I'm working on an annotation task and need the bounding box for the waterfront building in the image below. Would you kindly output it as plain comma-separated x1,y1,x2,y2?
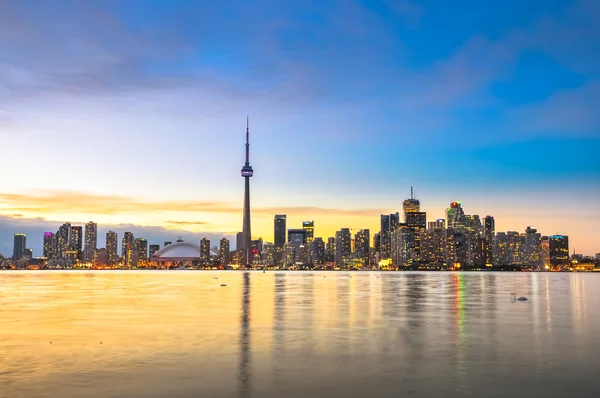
261,242,275,266
483,216,495,265
56,223,71,260
391,225,414,268
550,235,569,267
84,221,97,263
311,237,325,265
326,237,335,263
135,238,148,262
13,233,26,259
219,238,230,265
122,232,134,266
94,248,108,265
236,232,244,252
106,231,118,265
69,226,83,261
493,232,509,265
354,229,370,265
200,238,211,264
335,228,352,267
43,232,54,259
541,236,550,268
420,227,448,268
524,226,542,267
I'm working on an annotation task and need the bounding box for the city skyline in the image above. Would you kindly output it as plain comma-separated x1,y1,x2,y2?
1,0,599,255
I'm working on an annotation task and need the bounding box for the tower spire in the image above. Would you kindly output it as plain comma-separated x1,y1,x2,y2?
245,115,250,166
411,186,414,200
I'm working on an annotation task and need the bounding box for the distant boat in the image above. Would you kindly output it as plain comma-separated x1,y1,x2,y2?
220,284,227,287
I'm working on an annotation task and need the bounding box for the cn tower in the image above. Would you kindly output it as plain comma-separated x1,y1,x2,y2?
240,117,254,267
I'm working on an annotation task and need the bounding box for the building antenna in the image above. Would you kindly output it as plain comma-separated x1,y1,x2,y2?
245,115,250,165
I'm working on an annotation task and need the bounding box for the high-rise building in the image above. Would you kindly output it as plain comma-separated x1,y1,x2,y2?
406,212,426,263
549,235,569,267
106,231,118,265
446,201,466,229
402,187,420,221
219,238,230,265
354,229,370,265
93,248,108,265
420,227,448,268
391,225,415,268
380,214,391,259
506,231,523,265
251,238,263,261
493,232,509,265
302,221,314,242
13,233,26,259
523,226,542,267
84,221,97,263
390,212,400,231
43,232,54,259
56,223,71,260
311,238,325,265
373,233,381,254
24,248,33,258
149,244,160,258
122,232,134,266
240,117,254,267
335,228,352,267
135,238,148,262
483,216,495,265
541,236,550,268
274,215,287,247
287,229,307,247
326,237,336,263
69,226,83,261
200,238,211,263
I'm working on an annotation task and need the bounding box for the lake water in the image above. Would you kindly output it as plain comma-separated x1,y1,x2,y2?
1,271,599,398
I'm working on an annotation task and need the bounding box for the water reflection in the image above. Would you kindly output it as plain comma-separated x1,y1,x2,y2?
1,271,600,398
239,272,251,398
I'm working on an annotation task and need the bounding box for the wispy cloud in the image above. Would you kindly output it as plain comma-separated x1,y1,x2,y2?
165,220,209,226
0,190,387,218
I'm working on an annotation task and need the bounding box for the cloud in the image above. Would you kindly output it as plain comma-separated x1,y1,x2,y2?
165,220,209,226
0,190,387,218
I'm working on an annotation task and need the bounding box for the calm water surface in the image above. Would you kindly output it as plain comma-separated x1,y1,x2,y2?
1,271,599,398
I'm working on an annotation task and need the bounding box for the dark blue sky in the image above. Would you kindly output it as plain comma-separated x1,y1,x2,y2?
0,0,599,255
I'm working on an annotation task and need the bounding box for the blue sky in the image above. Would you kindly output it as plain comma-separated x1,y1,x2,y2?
0,0,599,255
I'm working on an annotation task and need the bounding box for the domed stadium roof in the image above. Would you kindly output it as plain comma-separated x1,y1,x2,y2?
151,241,218,260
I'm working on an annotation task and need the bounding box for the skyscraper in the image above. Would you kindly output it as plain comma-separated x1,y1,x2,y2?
446,201,466,229
391,225,415,268
220,238,230,265
43,232,54,259
122,232,134,266
524,226,542,267
69,226,83,261
402,186,420,221
236,232,244,252
406,211,426,263
483,216,495,265
84,221,97,263
106,231,118,265
135,238,148,262
311,237,325,265
550,235,569,267
200,238,211,264
335,228,351,267
302,221,315,242
380,214,391,258
274,215,286,247
326,237,336,263
56,223,71,260
354,229,370,265
13,233,26,259
240,117,254,267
